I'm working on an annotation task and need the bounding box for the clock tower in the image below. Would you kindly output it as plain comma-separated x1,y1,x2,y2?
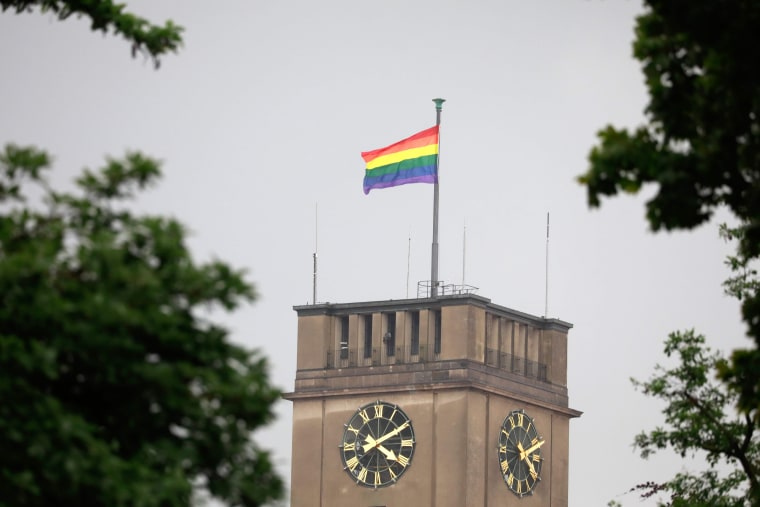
284,290,581,506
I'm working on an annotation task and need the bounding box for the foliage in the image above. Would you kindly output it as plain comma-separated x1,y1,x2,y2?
630,330,759,506
0,145,284,506
0,0,182,67
578,0,760,415
606,223,760,506
718,224,760,424
579,0,760,255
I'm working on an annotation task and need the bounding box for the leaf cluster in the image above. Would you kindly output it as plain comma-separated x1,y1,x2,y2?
0,0,183,67
579,0,760,256
0,145,283,506
630,331,759,506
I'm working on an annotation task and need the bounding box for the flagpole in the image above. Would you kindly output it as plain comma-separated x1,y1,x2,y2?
431,98,445,297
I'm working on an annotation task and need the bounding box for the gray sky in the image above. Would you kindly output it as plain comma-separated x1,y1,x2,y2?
0,1,748,505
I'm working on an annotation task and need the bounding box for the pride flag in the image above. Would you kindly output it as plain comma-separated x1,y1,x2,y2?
361,126,439,194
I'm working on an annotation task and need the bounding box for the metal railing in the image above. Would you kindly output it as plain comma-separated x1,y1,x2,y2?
417,281,479,298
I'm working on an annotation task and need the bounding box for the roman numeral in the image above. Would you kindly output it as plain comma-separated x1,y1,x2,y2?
345,456,359,472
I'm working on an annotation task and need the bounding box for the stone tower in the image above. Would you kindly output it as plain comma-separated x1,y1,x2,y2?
284,293,580,506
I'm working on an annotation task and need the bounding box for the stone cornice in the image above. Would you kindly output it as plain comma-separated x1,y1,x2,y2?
283,382,581,418
293,294,572,332
283,359,581,417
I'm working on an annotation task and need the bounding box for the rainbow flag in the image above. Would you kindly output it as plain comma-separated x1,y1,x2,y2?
361,126,439,194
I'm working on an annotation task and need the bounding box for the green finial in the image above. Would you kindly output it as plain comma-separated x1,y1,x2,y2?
432,98,446,111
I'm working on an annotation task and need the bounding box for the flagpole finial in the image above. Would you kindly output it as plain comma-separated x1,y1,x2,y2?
432,98,446,111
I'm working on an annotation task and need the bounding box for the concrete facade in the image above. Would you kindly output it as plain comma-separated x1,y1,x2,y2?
284,294,581,507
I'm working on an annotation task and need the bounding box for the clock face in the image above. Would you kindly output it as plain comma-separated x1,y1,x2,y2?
340,401,415,488
498,409,545,497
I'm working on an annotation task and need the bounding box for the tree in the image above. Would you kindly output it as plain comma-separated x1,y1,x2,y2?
0,0,182,67
601,224,760,506
0,146,284,506
578,1,760,414
2,4,283,505
628,329,758,506
578,2,760,503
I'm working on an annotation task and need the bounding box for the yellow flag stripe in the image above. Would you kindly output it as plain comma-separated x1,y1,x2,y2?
365,144,438,171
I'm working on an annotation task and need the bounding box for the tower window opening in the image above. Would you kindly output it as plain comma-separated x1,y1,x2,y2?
363,314,372,359
433,310,441,355
384,312,396,357
339,315,349,359
410,311,420,355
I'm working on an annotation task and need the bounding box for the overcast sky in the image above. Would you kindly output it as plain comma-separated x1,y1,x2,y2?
0,1,748,505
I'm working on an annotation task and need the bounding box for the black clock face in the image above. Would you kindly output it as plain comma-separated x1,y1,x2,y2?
340,401,415,488
498,409,544,497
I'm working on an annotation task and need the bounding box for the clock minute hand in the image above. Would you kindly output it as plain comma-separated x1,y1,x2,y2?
374,421,409,446
520,438,545,460
375,444,398,461
361,421,410,453
522,453,539,479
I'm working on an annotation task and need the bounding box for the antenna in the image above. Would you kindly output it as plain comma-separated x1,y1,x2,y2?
544,212,550,317
406,232,411,298
462,221,467,287
313,203,318,305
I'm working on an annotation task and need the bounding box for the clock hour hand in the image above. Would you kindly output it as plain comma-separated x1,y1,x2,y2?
362,421,410,453
363,433,377,449
361,434,400,461
360,434,399,460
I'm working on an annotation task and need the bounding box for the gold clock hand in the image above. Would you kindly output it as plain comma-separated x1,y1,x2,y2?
522,453,538,479
520,439,545,460
363,433,377,448
375,444,398,461
361,421,410,453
